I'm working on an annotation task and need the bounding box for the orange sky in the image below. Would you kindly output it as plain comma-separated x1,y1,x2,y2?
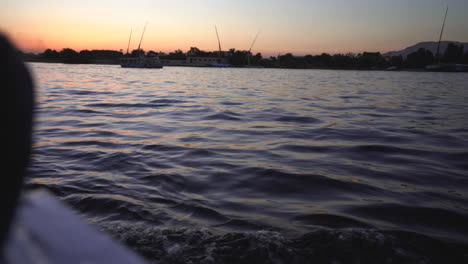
2,0,467,56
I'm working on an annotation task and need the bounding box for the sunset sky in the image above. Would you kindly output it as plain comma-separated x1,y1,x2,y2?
1,0,467,56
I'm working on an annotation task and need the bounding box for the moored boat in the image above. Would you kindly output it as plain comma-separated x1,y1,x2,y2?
425,63,468,72
424,4,468,72
120,56,163,68
121,22,163,69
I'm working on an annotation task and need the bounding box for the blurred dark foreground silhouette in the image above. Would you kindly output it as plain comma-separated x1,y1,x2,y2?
0,33,146,264
0,33,34,247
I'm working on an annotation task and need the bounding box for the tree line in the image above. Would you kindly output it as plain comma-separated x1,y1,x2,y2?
20,43,468,69
261,43,467,69
23,48,125,64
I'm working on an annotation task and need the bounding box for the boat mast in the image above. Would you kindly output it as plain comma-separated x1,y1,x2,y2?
436,3,448,62
126,28,132,55
215,25,222,57
137,22,148,56
247,30,261,66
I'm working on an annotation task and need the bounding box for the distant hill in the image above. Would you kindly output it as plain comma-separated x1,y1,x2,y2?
384,41,468,58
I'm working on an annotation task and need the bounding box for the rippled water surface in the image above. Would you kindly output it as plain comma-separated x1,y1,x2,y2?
27,63,468,263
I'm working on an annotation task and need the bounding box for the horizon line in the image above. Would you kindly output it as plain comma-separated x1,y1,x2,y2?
19,39,468,57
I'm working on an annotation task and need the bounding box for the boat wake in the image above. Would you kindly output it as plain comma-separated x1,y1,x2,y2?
100,222,467,264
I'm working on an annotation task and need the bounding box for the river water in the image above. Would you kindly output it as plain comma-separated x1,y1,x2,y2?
27,63,468,263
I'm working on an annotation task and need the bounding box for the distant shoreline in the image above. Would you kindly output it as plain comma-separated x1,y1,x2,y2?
21,42,468,72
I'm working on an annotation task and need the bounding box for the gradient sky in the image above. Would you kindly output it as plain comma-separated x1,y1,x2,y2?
1,0,467,56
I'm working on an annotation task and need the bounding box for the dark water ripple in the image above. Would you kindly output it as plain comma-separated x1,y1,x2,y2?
27,64,468,263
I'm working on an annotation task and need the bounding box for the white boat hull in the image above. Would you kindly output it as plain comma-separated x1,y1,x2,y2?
120,57,163,68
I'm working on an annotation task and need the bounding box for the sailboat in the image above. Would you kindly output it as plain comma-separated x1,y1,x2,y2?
425,4,468,72
245,30,263,68
120,22,163,69
208,26,231,67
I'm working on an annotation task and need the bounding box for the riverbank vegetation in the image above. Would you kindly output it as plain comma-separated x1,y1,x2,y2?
20,43,468,70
